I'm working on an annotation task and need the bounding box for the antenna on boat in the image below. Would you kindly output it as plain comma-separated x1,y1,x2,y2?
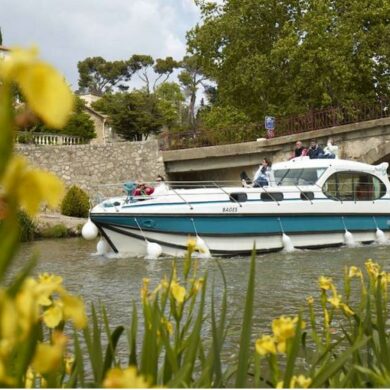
341,216,356,247
134,218,162,259
190,218,211,258
277,217,294,252
373,216,387,244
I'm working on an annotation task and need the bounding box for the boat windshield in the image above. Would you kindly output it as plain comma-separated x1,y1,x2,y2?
274,168,326,186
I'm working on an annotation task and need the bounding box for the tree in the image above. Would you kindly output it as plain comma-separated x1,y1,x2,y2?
155,82,186,130
77,57,136,95
178,55,207,127
22,96,96,141
0,28,3,45
92,91,164,141
187,0,390,121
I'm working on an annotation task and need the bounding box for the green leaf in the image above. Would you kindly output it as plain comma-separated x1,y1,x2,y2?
234,247,256,388
103,326,125,376
310,337,369,388
283,313,303,387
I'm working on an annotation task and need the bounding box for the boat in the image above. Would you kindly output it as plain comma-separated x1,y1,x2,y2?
82,158,390,258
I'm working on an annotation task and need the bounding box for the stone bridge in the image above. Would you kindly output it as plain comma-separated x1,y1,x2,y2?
162,117,390,182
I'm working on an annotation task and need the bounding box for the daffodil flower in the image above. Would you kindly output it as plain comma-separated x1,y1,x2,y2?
103,366,151,388
318,276,333,290
171,281,186,304
2,156,64,217
255,335,277,356
0,47,74,128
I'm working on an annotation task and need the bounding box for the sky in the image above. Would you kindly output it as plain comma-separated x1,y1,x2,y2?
0,0,201,90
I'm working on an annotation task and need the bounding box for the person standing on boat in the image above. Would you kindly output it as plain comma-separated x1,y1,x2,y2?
253,158,272,187
308,139,324,159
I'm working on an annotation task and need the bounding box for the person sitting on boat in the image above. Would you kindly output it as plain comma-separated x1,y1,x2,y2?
289,141,308,159
253,158,272,187
153,175,169,195
308,139,324,159
133,182,154,196
320,138,338,159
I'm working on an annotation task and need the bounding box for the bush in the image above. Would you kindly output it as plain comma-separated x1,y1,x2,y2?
61,185,90,218
17,210,35,241
39,223,69,238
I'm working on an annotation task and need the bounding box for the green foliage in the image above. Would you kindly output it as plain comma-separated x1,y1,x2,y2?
39,224,69,239
61,185,90,218
17,210,35,242
20,96,96,141
92,90,164,141
77,57,134,95
188,0,390,120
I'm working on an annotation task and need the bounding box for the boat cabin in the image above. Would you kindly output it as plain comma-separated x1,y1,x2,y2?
272,158,389,202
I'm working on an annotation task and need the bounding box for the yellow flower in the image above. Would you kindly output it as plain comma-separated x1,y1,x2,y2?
328,294,342,309
187,237,197,253
103,366,151,388
318,276,333,290
348,266,362,278
2,156,64,217
64,355,75,375
171,281,186,304
306,296,314,305
291,375,312,388
340,303,354,316
365,259,380,278
32,342,64,374
62,294,87,329
43,303,63,328
255,335,277,356
272,316,299,342
140,278,150,300
25,367,35,388
192,278,204,294
0,47,74,128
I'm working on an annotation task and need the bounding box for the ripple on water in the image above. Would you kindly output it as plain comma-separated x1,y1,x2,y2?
11,238,390,357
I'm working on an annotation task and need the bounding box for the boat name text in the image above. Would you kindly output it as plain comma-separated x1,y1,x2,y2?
222,207,238,213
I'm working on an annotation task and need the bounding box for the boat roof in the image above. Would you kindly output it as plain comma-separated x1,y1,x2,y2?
272,157,383,172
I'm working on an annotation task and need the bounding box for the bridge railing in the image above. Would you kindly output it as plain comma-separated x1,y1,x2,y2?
159,99,390,151
15,132,86,145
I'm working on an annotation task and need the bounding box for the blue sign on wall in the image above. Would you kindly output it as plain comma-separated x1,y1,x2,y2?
264,116,275,130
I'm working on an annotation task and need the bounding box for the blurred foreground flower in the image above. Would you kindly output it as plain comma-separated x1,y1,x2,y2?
0,47,74,128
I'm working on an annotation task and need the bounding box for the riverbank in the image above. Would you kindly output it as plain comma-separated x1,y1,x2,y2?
35,212,87,238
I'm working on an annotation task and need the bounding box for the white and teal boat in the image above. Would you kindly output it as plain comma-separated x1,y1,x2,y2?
82,158,390,258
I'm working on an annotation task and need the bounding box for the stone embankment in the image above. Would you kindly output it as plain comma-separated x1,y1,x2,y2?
36,212,87,237
16,140,166,198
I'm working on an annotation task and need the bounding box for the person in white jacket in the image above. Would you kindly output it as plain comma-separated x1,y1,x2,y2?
322,138,338,159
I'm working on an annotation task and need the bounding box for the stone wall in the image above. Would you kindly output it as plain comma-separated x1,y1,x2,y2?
16,140,166,198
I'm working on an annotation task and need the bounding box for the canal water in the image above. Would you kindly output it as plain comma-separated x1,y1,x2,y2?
11,238,390,359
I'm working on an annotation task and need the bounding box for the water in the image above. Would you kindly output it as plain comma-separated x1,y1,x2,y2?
10,238,390,356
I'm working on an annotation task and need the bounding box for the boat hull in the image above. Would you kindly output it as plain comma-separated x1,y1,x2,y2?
91,213,390,257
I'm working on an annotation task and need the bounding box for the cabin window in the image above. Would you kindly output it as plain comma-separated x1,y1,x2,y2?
261,192,284,202
300,191,314,201
229,192,248,202
323,172,386,201
274,168,326,186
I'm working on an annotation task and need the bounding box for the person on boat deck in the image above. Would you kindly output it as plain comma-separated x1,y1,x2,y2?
308,139,324,159
253,158,272,187
289,141,308,159
133,182,154,196
153,175,169,194
320,138,338,159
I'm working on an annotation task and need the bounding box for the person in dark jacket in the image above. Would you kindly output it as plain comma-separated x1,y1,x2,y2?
290,141,308,159
308,140,324,159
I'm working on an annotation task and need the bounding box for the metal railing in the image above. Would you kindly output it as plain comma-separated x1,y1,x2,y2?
159,99,390,151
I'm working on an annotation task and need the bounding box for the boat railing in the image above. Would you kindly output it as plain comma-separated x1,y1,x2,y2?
90,180,375,210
